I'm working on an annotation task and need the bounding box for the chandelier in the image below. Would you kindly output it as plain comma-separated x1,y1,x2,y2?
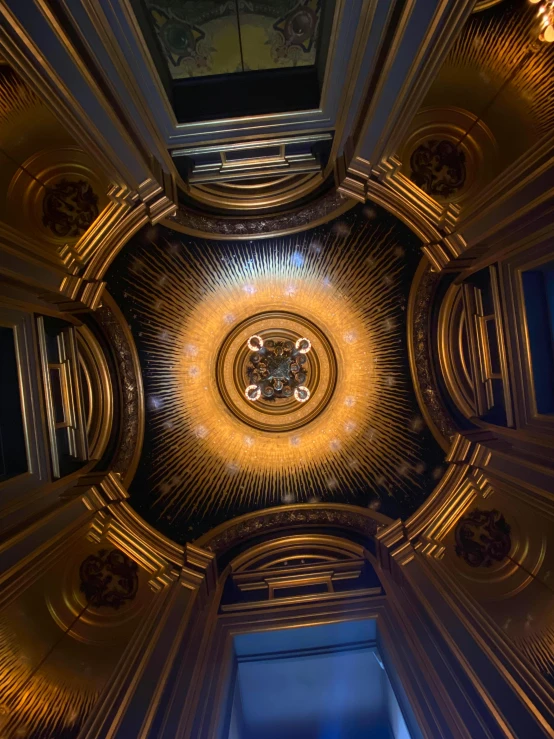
245,335,311,403
530,0,554,42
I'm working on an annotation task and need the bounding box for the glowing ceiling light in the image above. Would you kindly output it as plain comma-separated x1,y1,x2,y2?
245,384,261,401
529,0,554,42
295,337,311,353
246,336,311,403
294,386,310,403
247,334,264,352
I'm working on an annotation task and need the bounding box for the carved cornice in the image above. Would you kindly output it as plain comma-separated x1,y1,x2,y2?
194,504,393,558
182,544,217,607
408,259,458,451
376,452,494,569
93,292,144,487
166,189,353,240
52,275,106,312
336,160,469,272
74,470,130,511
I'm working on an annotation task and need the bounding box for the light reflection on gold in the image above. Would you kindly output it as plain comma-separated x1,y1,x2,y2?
0,620,98,738
0,67,39,125
426,3,554,150
127,221,426,520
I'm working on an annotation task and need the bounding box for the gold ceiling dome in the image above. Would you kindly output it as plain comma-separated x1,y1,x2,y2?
109,206,446,539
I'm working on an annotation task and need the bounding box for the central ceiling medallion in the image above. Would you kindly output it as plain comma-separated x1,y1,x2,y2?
216,311,337,433
245,334,311,403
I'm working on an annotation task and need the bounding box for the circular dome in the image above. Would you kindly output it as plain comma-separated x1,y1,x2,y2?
105,203,446,541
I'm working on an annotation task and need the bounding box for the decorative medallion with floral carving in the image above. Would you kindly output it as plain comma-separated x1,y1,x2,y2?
454,508,511,567
79,548,139,609
42,179,99,238
410,139,466,198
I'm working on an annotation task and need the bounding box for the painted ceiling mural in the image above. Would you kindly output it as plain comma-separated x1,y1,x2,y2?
106,204,446,542
144,0,322,78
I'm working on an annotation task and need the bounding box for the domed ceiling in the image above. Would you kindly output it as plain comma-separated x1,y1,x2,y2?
106,203,446,542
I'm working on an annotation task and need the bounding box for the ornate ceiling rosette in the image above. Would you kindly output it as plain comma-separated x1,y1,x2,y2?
106,204,446,541
218,312,336,432
6,146,107,245
400,106,498,203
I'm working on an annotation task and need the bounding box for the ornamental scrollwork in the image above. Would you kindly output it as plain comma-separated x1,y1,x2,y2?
168,190,348,237
454,508,512,568
202,507,383,556
410,139,466,199
79,548,139,609
42,179,99,238
94,299,141,481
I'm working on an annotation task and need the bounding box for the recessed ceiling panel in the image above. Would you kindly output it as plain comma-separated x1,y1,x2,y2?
105,203,446,542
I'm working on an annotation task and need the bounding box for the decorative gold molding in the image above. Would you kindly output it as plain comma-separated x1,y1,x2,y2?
438,282,477,419
188,172,323,213
376,435,496,561
398,106,498,206
194,503,393,558
182,544,217,608
36,316,88,477
85,511,177,592
222,533,379,612
347,0,477,171
497,236,554,439
230,533,365,573
0,494,97,611
413,471,492,560
336,158,470,273
71,470,129,511
0,4,139,188
0,221,72,276
472,0,505,10
93,292,144,487
76,324,113,460
75,180,176,283
178,134,332,212
166,188,354,240
372,155,461,232
50,275,106,312
407,258,457,451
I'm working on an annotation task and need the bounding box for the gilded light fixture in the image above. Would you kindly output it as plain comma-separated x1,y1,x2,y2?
245,334,311,403
529,0,554,42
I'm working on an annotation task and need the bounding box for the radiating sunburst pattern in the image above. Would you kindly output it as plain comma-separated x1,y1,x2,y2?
0,66,40,125
441,0,554,137
0,619,99,739
109,206,446,539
